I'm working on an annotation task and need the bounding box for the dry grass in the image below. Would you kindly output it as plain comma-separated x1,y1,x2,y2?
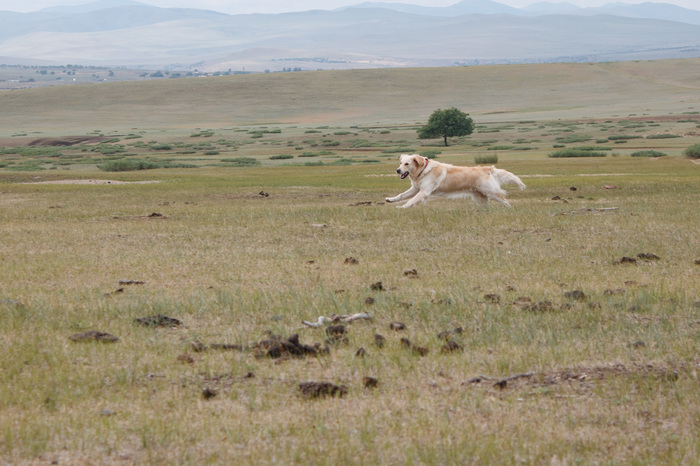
1,62,699,464
1,58,700,133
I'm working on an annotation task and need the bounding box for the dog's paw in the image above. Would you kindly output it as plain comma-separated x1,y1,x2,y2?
385,198,394,203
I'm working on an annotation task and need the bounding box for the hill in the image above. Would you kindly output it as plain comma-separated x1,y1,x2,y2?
1,58,699,134
0,2,699,71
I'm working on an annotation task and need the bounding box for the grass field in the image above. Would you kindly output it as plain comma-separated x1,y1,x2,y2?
1,60,699,464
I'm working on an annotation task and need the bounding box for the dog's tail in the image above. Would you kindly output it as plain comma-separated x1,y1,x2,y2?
492,167,526,190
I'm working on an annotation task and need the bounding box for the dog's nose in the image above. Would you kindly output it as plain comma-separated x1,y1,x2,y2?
396,169,401,174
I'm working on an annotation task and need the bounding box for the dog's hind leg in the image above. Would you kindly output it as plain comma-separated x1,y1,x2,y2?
471,191,489,206
488,193,512,208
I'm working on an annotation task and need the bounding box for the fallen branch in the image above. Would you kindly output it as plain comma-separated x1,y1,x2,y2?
494,372,534,389
465,372,534,388
302,312,372,328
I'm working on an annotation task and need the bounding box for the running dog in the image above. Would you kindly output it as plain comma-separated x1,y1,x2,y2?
386,154,526,208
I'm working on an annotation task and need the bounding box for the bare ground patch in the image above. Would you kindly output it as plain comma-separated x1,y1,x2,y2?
464,362,683,396
23,179,160,185
0,136,108,147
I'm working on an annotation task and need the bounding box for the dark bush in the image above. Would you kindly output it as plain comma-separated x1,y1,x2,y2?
683,143,700,159
97,159,160,171
420,150,441,159
631,150,667,158
149,144,172,151
549,149,606,158
474,154,498,164
219,157,261,167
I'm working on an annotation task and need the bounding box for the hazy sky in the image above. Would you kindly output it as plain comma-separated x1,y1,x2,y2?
2,0,699,15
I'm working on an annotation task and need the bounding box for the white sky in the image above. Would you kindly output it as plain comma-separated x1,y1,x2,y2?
1,0,699,15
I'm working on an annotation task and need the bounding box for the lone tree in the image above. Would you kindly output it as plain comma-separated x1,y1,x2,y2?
418,107,474,146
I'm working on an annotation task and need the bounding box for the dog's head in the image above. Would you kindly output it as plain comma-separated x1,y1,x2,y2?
395,154,425,180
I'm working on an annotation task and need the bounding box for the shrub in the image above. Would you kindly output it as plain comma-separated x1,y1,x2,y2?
350,139,375,148
474,154,498,164
487,145,515,151
97,159,160,171
328,158,353,165
204,151,220,155
92,144,126,155
1,147,62,157
219,157,261,166
631,150,667,158
149,144,172,151
683,143,700,159
420,150,441,159
162,162,196,168
269,154,294,160
549,149,606,158
382,148,415,154
190,131,214,138
646,134,681,139
8,164,46,171
554,135,592,144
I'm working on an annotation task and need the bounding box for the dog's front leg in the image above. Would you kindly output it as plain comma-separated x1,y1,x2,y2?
386,185,418,204
399,190,430,208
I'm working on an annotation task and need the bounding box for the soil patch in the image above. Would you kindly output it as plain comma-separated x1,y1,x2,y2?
28,136,108,146
24,179,160,185
465,362,682,394
0,136,108,147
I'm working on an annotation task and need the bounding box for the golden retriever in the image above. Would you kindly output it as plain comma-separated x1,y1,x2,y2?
386,154,526,208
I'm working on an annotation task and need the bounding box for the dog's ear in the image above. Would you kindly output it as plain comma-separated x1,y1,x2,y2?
411,154,423,168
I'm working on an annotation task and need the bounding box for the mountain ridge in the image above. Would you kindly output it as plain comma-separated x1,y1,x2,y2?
1,1,699,71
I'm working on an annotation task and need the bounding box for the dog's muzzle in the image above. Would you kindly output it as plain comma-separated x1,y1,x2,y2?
397,169,409,179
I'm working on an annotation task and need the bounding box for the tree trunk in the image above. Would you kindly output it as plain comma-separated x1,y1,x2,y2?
443,135,448,146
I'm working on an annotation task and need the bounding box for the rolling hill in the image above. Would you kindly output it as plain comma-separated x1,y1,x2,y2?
0,1,699,71
1,58,699,134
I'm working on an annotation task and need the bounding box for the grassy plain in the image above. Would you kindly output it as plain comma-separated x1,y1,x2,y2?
0,60,699,464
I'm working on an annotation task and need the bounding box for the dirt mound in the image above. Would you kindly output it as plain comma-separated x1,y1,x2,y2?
28,136,107,146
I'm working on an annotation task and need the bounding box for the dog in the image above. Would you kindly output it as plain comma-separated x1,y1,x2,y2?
385,154,526,208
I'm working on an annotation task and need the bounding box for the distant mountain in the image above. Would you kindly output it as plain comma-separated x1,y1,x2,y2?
523,2,581,14
590,2,700,25
1,1,699,71
345,0,700,24
342,0,521,16
39,0,149,15
0,4,226,40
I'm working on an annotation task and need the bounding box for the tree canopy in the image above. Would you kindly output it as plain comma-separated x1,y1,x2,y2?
417,107,474,146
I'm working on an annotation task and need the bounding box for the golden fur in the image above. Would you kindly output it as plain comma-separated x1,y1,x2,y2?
385,154,526,208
